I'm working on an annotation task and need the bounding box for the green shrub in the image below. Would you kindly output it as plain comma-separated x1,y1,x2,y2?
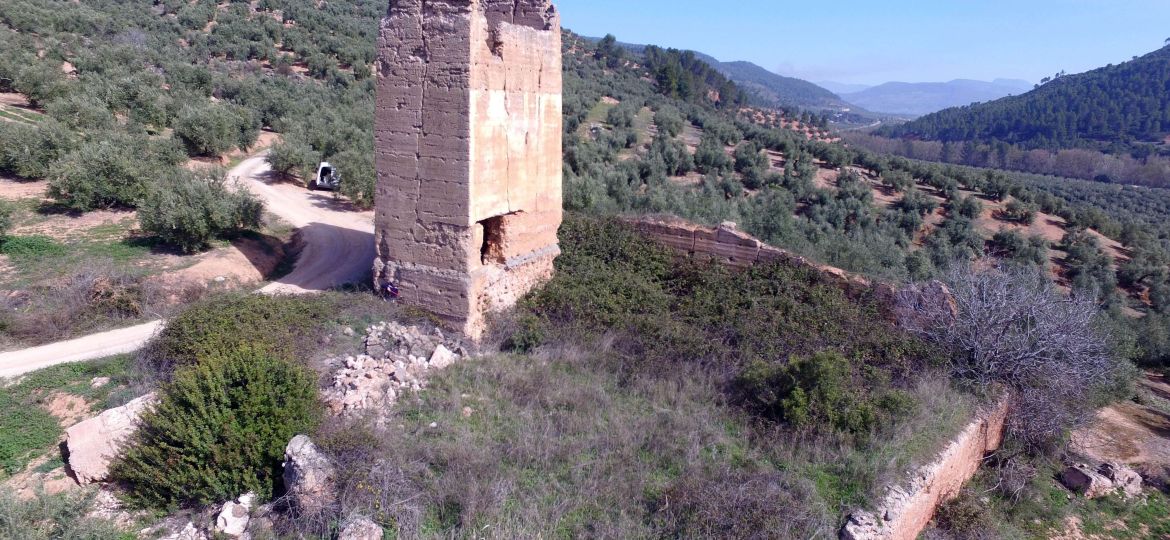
47,135,159,210
115,347,321,508
267,135,319,179
142,293,336,374
1000,199,1039,225
45,94,115,130
334,147,375,209
0,119,75,180
173,102,259,157
734,351,915,434
138,170,264,253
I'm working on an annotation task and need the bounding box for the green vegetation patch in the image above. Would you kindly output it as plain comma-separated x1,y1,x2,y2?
141,293,339,374
0,355,133,476
0,235,67,262
115,347,321,509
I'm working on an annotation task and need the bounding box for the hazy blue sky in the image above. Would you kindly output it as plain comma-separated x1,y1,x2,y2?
556,0,1170,86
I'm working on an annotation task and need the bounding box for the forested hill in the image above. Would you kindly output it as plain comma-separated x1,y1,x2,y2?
878,45,1170,152
583,35,872,123
688,53,854,111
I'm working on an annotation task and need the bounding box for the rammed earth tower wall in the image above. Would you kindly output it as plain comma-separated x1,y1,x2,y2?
374,0,563,337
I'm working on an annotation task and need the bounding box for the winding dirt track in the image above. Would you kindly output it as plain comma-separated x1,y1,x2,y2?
0,154,375,379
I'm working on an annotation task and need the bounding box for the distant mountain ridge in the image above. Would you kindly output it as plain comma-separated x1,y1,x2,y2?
878,45,1170,151
580,36,873,122
841,79,1032,116
818,81,872,95
687,53,855,111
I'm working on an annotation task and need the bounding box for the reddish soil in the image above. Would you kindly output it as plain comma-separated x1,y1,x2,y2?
0,92,30,108
1071,374,1170,480
0,178,47,200
42,392,90,428
814,168,838,190
153,235,285,291
3,454,79,500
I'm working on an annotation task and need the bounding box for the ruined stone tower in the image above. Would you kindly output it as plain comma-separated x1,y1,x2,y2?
374,0,563,337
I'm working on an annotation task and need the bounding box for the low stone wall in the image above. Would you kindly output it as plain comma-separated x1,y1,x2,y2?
621,215,874,293
841,397,1011,540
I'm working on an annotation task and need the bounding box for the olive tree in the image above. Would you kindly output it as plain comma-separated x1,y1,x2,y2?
138,170,264,253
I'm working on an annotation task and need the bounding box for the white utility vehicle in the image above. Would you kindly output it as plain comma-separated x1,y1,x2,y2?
312,162,340,190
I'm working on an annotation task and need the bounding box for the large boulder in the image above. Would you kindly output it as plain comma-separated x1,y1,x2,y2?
64,393,157,484
1099,462,1144,499
339,516,384,540
1060,464,1115,499
282,435,336,512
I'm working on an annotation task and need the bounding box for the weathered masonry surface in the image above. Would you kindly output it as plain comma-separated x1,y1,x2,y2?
374,0,563,336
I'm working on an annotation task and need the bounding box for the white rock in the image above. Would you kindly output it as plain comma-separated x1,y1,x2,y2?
1060,464,1114,499
89,377,111,389
429,344,458,369
283,435,336,512
338,516,384,540
214,493,254,537
161,522,208,540
1100,462,1144,499
65,393,158,484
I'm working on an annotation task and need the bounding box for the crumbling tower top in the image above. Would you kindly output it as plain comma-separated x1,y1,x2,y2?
374,0,563,337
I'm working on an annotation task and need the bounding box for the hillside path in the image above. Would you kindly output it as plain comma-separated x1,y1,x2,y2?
0,154,376,379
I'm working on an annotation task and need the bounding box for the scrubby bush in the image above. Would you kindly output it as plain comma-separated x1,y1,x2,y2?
989,230,1049,266
333,146,375,208
141,293,336,376
47,135,159,210
173,102,259,157
44,94,115,130
999,199,1039,225
653,107,684,138
734,350,915,434
267,135,319,179
0,119,75,180
951,194,984,219
138,170,264,253
115,348,321,508
899,265,1130,451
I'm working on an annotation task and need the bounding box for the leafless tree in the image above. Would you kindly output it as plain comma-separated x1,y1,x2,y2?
897,264,1129,451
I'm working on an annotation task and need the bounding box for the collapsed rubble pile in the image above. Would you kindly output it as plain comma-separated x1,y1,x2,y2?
323,321,468,421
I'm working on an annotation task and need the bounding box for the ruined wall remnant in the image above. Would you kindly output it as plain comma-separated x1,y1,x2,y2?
623,216,875,294
840,397,1010,540
374,0,562,337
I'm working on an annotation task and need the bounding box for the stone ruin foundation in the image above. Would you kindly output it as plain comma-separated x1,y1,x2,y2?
374,0,563,338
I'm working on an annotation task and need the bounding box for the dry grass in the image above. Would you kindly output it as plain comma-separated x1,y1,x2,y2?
0,262,206,349
275,337,975,539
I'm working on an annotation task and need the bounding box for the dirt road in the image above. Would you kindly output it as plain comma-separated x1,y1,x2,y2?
232,154,375,294
0,154,376,379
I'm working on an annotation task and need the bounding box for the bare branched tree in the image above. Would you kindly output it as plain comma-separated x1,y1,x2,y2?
897,264,1129,451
